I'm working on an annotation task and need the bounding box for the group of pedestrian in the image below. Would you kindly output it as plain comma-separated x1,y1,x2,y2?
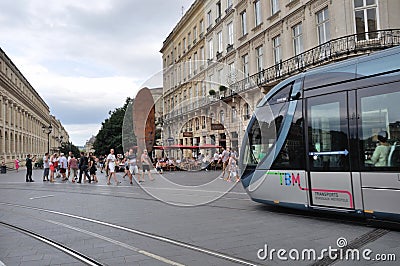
24,148,156,185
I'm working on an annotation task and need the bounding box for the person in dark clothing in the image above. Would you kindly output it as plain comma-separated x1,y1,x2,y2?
77,152,91,183
25,154,35,182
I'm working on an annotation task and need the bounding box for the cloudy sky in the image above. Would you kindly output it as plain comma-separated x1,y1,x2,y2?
0,0,190,145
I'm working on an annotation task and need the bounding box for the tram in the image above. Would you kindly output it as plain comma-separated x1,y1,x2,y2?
239,46,400,221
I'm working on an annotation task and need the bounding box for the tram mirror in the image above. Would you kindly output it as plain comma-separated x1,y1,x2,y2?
291,91,301,100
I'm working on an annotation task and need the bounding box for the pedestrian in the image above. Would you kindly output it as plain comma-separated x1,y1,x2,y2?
140,149,154,182
25,154,35,182
68,154,78,182
227,153,239,182
126,148,138,185
49,153,56,183
59,153,68,181
155,159,163,174
67,151,73,180
42,153,50,181
89,152,98,183
99,155,105,173
221,147,231,179
78,152,91,183
107,149,119,185
14,158,20,172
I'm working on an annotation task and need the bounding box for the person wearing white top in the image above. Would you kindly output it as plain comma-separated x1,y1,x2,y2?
107,149,119,185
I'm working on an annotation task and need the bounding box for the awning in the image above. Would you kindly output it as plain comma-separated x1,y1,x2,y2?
198,144,222,149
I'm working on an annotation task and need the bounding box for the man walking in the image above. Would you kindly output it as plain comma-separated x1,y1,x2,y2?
59,153,68,181
77,152,91,183
43,153,50,181
107,149,119,185
25,154,35,182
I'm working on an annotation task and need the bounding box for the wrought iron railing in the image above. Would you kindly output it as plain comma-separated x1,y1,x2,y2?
229,29,400,95
164,29,400,122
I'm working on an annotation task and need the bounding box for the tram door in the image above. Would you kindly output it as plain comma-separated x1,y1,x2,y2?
306,92,354,209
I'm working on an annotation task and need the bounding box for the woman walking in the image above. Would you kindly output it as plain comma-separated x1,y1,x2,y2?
15,158,20,172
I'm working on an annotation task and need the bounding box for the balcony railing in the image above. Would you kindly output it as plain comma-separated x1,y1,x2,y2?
164,30,400,122
230,29,400,95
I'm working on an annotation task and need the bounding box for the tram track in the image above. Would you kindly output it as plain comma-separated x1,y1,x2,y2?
0,202,260,266
1,184,399,230
0,220,103,266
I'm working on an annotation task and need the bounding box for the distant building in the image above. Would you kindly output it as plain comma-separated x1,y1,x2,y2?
0,47,69,165
85,135,96,154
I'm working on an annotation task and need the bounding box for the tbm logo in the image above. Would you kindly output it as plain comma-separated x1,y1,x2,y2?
279,172,301,186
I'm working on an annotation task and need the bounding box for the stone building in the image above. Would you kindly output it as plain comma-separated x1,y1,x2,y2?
161,0,400,156
0,47,69,166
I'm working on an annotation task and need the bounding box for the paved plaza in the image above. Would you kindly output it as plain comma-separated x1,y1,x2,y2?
0,168,399,265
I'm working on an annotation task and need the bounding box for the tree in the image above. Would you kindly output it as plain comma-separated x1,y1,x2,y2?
93,97,136,156
59,141,80,158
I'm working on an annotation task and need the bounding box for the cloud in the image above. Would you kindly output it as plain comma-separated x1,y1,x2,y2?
0,0,190,145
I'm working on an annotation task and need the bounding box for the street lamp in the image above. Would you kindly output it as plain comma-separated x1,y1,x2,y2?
42,125,52,154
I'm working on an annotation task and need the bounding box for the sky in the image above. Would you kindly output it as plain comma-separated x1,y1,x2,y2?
0,0,190,146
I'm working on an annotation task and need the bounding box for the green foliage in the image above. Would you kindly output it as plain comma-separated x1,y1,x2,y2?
59,142,80,158
93,97,136,156
209,89,216,95
219,85,227,92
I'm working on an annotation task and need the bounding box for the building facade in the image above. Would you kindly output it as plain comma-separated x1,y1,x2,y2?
161,0,400,157
0,47,69,166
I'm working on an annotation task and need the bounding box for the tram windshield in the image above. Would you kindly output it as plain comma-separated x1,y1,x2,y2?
242,101,289,167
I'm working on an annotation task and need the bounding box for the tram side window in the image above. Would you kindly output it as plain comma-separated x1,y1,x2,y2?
271,102,304,170
360,86,400,169
244,102,289,166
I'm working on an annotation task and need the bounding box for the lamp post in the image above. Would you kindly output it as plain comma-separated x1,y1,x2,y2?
42,125,52,154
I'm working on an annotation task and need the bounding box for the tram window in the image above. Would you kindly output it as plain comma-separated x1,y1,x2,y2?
359,85,400,170
271,102,304,170
268,82,292,104
307,93,350,171
243,101,289,166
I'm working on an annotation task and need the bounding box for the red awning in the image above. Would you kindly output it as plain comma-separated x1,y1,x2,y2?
198,144,222,149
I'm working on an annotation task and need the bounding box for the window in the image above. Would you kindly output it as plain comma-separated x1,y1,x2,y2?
216,1,222,19
231,107,237,122
241,11,247,36
254,0,262,26
271,0,279,15
217,31,223,52
242,54,249,78
220,110,225,124
227,22,234,45
256,46,263,73
183,38,187,51
354,0,378,40
200,46,204,61
193,52,198,71
227,0,232,8
273,35,282,65
202,116,206,129
208,39,214,59
207,10,212,28
193,26,197,41
200,20,204,33
243,101,289,166
316,7,330,44
292,23,303,56
359,83,400,169
271,102,304,170
188,32,191,47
